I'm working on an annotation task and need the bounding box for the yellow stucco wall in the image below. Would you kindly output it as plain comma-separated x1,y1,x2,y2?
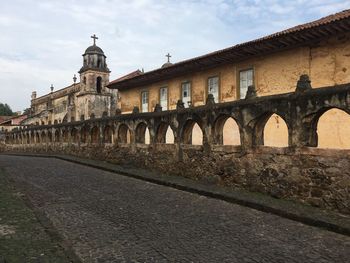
119,34,350,148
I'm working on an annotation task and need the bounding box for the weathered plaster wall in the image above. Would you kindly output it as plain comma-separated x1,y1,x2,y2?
119,35,350,148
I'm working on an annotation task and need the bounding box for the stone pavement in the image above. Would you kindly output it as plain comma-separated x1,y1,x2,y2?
0,155,349,263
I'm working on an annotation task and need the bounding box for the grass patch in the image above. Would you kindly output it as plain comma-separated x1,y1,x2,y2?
0,168,72,263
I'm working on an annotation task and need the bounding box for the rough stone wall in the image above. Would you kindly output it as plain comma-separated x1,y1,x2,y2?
4,143,350,215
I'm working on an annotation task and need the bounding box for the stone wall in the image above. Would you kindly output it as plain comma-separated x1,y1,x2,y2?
4,143,350,215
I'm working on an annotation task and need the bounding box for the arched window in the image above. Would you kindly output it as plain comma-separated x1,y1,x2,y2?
103,125,113,143
41,131,46,143
62,130,69,143
81,127,89,143
54,130,60,142
135,122,150,144
35,132,40,143
263,113,289,147
118,124,131,144
71,128,78,143
317,108,350,149
96,76,102,94
91,126,100,144
214,116,241,145
182,120,203,145
156,122,175,144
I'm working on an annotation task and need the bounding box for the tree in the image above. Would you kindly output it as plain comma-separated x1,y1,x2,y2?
0,103,15,116
22,108,31,115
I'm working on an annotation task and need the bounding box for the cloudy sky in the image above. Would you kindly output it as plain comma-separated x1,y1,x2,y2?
1,0,349,112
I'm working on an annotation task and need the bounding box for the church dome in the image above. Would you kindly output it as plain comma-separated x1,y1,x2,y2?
161,62,173,68
84,45,105,55
162,53,173,68
79,34,110,74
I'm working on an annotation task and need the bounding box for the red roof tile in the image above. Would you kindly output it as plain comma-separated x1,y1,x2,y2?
108,9,350,90
108,70,143,86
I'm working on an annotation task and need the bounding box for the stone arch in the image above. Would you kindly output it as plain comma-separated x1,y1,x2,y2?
41,131,46,143
135,122,151,144
80,126,89,143
71,128,78,143
252,112,290,147
30,132,35,144
35,132,40,143
54,129,60,142
48,131,53,143
62,129,69,143
213,115,241,145
118,124,131,144
155,122,175,144
263,113,289,147
181,119,204,145
316,108,350,149
103,125,113,143
91,126,100,144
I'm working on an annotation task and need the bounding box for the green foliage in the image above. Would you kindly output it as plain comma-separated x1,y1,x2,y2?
0,103,14,116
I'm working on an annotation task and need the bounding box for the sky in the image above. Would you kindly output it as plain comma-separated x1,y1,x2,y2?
1,0,350,112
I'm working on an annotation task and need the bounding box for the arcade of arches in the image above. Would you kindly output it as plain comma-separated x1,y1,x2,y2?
3,81,350,215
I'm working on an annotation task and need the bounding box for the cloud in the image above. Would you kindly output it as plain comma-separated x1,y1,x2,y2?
0,0,349,111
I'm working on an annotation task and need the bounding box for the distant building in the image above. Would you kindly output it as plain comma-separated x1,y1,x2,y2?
0,114,28,132
23,35,117,126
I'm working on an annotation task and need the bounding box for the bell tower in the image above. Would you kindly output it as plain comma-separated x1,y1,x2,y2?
79,34,110,93
76,35,116,120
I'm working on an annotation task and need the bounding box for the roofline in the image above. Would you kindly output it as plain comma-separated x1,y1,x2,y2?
32,83,80,104
108,9,350,90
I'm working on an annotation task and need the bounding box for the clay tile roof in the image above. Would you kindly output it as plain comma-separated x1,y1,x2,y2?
108,70,143,86
108,9,350,90
0,116,12,123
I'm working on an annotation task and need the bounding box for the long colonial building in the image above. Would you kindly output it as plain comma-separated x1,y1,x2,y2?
105,9,350,148
108,10,350,112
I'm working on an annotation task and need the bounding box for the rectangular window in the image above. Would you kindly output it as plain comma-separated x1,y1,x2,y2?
160,87,168,110
239,69,254,99
208,76,219,103
141,91,149,113
181,82,191,108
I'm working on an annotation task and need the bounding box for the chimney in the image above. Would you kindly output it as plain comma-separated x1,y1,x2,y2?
31,91,37,100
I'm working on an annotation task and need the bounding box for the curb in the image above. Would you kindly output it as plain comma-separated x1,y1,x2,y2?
2,152,350,237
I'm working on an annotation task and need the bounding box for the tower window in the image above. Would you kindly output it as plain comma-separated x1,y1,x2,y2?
83,76,86,84
96,76,102,93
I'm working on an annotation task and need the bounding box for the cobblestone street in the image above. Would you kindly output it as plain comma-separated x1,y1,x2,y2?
0,155,349,263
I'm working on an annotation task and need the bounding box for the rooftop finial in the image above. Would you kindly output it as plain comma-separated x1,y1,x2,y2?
50,84,54,93
91,34,98,46
166,53,171,63
73,74,77,84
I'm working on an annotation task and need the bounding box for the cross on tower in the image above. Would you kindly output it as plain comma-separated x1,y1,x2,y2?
166,53,171,63
91,34,98,46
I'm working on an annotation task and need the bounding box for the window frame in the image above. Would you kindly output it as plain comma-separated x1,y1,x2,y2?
207,75,220,103
140,90,149,113
159,86,168,111
237,68,255,99
181,81,192,108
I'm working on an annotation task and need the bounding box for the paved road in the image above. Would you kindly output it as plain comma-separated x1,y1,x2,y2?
0,155,349,263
